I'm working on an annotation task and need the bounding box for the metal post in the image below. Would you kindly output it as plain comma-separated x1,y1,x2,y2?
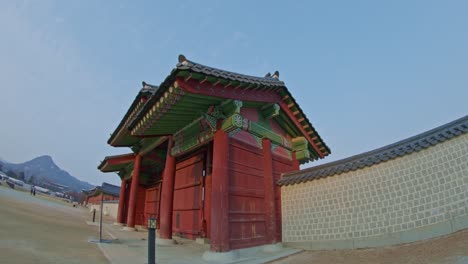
92,209,96,222
87,194,112,246
148,218,157,264
99,194,104,242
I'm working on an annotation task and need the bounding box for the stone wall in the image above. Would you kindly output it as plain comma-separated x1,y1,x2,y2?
281,133,468,249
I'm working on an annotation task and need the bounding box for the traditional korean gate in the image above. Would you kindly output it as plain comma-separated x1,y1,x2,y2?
172,153,205,239
144,183,162,227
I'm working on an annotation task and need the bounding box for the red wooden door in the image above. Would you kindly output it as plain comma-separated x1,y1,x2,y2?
228,139,267,249
172,153,204,239
145,183,161,227
135,186,147,226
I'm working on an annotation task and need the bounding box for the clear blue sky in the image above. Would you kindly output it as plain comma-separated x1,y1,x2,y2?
0,1,466,186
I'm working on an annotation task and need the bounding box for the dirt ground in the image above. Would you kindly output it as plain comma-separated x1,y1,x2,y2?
271,229,468,264
2,183,468,264
0,185,108,264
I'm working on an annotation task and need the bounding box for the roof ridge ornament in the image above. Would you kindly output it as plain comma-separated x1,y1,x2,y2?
178,54,187,63
272,71,280,79
265,72,271,77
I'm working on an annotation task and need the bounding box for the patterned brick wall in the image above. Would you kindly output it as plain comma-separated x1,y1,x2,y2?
281,134,468,248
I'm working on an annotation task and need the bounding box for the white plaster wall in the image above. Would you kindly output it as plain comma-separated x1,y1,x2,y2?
89,201,119,220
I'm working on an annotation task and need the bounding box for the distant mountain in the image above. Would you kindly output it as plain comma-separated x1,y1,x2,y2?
0,155,94,192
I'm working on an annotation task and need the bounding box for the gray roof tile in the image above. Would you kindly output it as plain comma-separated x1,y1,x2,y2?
278,115,468,186
107,82,158,145
177,56,285,87
100,182,121,196
83,182,120,197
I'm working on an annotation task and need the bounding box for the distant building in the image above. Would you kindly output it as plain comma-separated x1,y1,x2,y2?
0,171,7,180
7,177,24,187
54,192,66,198
42,181,68,192
34,186,50,194
82,182,120,205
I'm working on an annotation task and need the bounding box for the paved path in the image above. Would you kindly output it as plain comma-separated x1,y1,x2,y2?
98,222,300,264
0,185,108,264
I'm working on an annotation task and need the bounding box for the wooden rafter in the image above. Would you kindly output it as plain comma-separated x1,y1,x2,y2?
279,101,324,158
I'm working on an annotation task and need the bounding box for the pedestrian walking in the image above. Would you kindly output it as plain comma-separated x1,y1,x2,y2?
33,186,36,196
30,186,34,195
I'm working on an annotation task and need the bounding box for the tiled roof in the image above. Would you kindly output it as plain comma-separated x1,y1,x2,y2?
141,82,159,94
128,55,285,131
83,182,120,197
97,153,135,171
126,55,330,158
278,115,468,186
107,82,158,146
176,55,285,87
100,182,120,196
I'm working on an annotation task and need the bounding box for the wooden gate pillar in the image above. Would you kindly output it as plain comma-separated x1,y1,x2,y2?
117,179,127,224
210,128,230,252
159,137,176,239
126,154,141,228
262,139,278,244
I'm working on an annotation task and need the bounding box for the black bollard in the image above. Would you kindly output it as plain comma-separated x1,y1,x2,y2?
92,209,96,222
148,218,156,264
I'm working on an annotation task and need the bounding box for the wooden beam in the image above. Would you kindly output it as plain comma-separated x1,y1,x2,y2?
221,100,243,116
126,154,141,228
144,155,164,164
105,154,135,166
139,165,161,172
262,139,278,243
176,77,280,103
261,103,280,119
279,101,324,158
159,137,176,239
200,77,208,84
139,136,167,156
223,81,232,89
184,73,192,82
210,129,230,252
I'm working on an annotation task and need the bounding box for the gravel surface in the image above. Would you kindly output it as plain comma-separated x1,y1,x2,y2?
271,229,468,264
